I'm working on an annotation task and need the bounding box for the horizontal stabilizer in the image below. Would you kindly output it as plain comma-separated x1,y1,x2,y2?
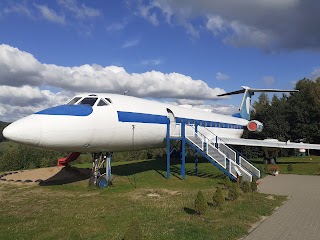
218,86,299,120
218,86,298,97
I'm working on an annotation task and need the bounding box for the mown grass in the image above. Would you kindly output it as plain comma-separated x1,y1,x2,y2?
253,156,320,176
0,159,285,240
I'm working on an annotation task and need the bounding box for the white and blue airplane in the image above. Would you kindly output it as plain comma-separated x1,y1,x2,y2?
3,86,320,185
3,86,319,152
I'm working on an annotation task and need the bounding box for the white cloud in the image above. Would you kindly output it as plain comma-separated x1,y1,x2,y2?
174,99,237,115
225,21,275,50
0,86,73,122
140,58,163,66
184,22,200,38
206,15,226,36
122,39,140,48
311,67,320,80
216,72,230,81
0,44,226,121
177,99,205,105
136,2,159,26
262,76,276,86
210,104,238,115
168,98,238,115
57,0,101,19
2,3,32,18
34,4,65,24
142,0,320,50
0,44,44,86
106,21,127,32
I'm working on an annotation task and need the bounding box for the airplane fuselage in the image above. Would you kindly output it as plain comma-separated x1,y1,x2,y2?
3,94,249,152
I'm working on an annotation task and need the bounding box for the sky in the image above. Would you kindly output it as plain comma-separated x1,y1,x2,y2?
0,0,320,122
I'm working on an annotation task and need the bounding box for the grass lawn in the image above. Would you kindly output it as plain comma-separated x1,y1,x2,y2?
0,159,285,240
252,155,320,176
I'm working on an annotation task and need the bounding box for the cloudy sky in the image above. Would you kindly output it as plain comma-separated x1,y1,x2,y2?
0,0,319,122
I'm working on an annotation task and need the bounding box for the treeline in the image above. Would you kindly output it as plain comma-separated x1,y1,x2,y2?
0,121,9,142
0,144,65,171
240,77,320,158
0,143,167,172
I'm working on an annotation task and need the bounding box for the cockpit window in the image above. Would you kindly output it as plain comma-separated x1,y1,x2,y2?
67,97,82,105
78,97,98,106
105,98,112,104
97,99,108,106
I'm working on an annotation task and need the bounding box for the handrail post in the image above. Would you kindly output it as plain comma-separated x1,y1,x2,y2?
215,136,219,149
236,152,240,165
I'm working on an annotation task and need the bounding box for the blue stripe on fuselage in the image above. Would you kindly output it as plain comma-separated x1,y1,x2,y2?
117,111,244,129
35,105,93,116
118,111,169,124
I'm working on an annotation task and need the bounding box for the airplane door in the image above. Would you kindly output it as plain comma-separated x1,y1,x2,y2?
167,108,176,136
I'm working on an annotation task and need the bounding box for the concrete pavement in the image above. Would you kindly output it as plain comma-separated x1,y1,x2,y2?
245,174,320,240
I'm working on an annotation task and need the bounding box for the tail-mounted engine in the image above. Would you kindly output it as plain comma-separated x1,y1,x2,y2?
247,120,263,132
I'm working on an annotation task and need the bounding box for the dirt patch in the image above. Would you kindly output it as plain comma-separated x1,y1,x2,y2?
0,166,91,185
266,195,275,200
131,188,181,200
147,193,161,198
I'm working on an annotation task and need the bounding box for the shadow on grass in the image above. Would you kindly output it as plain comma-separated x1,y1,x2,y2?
40,157,226,186
170,165,225,180
184,207,196,215
39,166,91,186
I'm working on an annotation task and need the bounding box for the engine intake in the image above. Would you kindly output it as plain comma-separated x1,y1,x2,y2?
247,120,263,132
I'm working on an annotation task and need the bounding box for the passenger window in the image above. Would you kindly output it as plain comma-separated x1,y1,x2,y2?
97,99,108,106
79,97,98,106
67,97,81,105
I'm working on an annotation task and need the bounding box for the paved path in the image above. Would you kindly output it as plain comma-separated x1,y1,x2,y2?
245,174,320,240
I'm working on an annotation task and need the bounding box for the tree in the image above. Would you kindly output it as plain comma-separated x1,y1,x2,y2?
194,190,208,215
228,184,239,201
212,187,225,207
288,78,320,144
241,181,251,193
251,177,258,192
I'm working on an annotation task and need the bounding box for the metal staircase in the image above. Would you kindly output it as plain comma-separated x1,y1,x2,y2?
166,122,260,182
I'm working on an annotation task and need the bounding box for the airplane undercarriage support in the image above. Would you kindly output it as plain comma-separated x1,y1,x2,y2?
89,152,112,188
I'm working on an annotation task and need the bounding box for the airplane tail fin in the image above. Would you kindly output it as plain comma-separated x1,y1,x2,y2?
218,86,298,120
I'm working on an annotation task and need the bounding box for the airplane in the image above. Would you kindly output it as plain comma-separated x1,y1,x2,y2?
3,86,320,187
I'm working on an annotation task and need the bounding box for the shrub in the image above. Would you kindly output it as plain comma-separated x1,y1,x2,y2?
122,219,143,240
287,164,293,172
269,165,280,175
238,176,243,184
213,187,225,207
224,176,232,188
228,184,239,201
251,177,258,192
241,181,251,193
194,190,208,215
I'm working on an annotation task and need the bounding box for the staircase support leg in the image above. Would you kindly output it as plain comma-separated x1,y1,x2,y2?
106,152,112,183
181,122,186,180
195,151,198,176
166,122,171,179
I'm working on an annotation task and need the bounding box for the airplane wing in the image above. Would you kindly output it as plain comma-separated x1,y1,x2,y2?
220,137,320,150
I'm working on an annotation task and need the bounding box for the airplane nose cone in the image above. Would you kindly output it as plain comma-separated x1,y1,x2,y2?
2,115,42,146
